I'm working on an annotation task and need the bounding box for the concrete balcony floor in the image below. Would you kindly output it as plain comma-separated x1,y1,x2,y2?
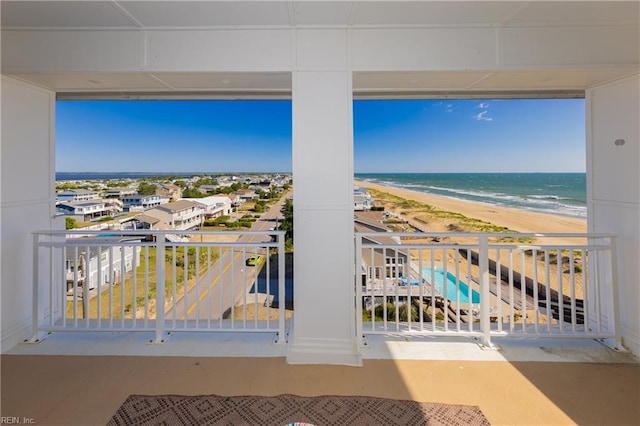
2,333,639,425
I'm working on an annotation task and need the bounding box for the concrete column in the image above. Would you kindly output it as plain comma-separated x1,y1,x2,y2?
287,30,361,365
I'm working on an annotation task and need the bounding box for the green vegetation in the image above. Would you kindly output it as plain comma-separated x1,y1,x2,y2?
369,188,536,244
182,187,205,198
362,302,430,322
279,198,294,251
67,244,220,320
65,217,77,230
253,200,267,212
137,182,157,195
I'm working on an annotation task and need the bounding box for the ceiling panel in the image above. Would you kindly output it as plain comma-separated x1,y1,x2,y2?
119,1,290,27
467,69,639,90
507,1,640,25
291,2,354,26
0,1,138,28
6,73,171,91
353,71,491,90
352,1,527,26
152,72,291,90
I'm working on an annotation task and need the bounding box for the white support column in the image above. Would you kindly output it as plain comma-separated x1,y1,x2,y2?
287,29,361,365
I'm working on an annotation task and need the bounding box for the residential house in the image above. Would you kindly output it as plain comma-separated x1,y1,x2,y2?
64,237,140,291
233,188,258,202
156,184,182,202
56,200,108,221
120,213,162,231
57,189,99,202
122,194,166,212
183,196,232,219
103,187,137,199
217,193,242,208
144,200,204,232
355,211,407,284
197,185,219,194
354,187,373,211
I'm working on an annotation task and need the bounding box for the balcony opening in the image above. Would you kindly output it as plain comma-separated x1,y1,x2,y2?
52,99,293,336
351,98,617,343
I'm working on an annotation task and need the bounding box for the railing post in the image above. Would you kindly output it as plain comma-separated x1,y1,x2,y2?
276,231,286,344
608,236,624,350
355,233,364,347
479,235,492,348
153,234,166,344
28,234,42,342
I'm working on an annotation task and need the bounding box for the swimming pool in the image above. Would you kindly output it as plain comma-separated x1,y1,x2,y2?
422,268,480,304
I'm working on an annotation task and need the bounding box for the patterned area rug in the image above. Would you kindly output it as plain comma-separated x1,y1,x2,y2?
107,394,490,425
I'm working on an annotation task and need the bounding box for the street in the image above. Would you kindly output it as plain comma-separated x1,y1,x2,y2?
165,192,290,322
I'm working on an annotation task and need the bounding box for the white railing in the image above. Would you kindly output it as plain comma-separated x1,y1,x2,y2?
31,229,288,344
356,232,621,349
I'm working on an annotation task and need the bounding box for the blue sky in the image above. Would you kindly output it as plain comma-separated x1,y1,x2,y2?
56,98,585,173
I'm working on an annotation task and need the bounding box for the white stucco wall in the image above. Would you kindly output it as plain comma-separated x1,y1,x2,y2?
587,75,640,354
1,77,58,351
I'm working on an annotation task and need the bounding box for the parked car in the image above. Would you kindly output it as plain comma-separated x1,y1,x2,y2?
246,254,262,266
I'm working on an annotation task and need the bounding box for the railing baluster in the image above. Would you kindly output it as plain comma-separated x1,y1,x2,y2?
467,248,473,333
84,246,91,328
132,243,138,328
183,242,188,328
520,249,526,333
120,245,125,327
73,246,79,326
570,249,577,333
479,236,491,347
195,244,201,328
218,246,224,329
430,249,436,333
242,247,247,329
454,249,460,332
544,250,551,333
207,246,212,330
495,248,502,333
532,248,539,333
509,249,514,333
154,235,166,343
144,246,149,328
277,233,286,343
107,245,113,327
171,245,177,327
557,247,564,333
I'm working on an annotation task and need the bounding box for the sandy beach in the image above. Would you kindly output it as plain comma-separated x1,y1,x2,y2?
355,180,586,236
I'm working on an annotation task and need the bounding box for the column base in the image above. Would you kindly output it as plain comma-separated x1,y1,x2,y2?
287,337,363,366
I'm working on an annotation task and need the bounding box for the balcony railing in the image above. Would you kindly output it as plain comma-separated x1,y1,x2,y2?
31,229,287,344
355,232,621,349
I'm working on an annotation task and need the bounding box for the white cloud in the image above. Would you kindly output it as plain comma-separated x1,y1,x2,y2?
476,102,490,109
446,104,453,112
473,111,493,121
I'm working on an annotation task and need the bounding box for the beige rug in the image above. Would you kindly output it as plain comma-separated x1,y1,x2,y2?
107,394,490,425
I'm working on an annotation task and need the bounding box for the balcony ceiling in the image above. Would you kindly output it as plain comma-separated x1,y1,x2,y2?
3,1,639,29
2,1,639,97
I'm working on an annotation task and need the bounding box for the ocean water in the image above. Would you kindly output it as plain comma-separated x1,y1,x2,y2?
56,172,205,181
355,173,586,218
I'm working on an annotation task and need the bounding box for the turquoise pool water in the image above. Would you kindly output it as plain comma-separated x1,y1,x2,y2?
422,268,480,304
